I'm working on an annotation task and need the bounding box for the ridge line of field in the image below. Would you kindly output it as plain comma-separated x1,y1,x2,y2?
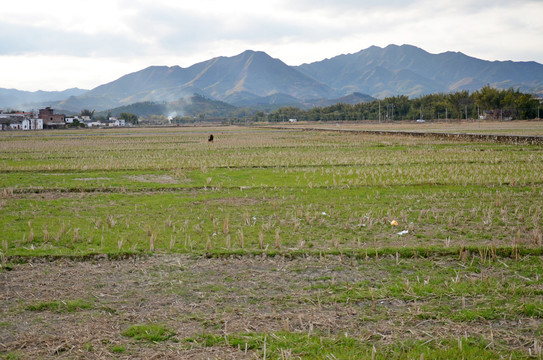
4,180,542,194
262,126,543,145
3,245,541,264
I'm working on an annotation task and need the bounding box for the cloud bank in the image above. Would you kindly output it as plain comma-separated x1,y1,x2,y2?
1,0,542,91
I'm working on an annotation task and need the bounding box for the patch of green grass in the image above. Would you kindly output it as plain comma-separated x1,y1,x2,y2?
185,332,526,359
109,344,127,353
521,302,543,318
121,323,175,342
25,299,93,313
0,353,23,360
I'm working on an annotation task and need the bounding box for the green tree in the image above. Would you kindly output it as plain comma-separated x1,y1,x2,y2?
119,112,138,124
80,109,95,118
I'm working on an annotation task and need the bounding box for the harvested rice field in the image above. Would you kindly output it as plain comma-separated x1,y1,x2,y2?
1,123,542,359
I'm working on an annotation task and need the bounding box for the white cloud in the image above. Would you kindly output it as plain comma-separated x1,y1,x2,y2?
1,0,542,91
0,55,149,91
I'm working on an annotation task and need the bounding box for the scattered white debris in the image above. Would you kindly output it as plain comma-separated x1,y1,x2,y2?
321,212,328,216
397,230,409,236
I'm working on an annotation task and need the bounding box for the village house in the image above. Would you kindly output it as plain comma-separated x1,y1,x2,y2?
39,107,65,128
22,118,43,130
108,117,126,127
1,108,132,130
0,112,43,131
64,116,81,124
0,114,23,130
85,120,103,128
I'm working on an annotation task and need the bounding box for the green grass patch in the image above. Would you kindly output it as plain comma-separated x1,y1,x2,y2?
109,344,127,353
121,323,176,342
0,353,23,360
25,299,93,313
185,331,526,359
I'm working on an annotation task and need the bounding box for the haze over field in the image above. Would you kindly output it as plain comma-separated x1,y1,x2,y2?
1,0,542,92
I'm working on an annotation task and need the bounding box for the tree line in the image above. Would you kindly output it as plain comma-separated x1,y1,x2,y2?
257,86,541,122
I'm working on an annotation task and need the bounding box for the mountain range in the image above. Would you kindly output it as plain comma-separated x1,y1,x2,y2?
2,44,542,113
296,45,543,98
0,88,87,110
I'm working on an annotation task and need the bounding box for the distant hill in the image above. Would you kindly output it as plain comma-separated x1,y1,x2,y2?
0,88,88,109
97,94,237,119
228,92,303,108
310,92,376,107
296,44,543,98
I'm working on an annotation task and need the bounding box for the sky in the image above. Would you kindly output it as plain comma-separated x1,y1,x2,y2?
1,0,542,92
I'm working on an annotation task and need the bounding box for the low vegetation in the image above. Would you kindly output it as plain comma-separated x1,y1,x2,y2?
265,86,541,122
0,123,542,358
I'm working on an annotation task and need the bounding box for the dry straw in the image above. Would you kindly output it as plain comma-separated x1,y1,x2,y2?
239,229,244,249
259,231,264,250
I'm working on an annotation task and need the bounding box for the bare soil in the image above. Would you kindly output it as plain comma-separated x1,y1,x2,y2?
0,254,540,359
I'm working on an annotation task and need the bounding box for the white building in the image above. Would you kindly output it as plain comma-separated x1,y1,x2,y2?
22,118,43,130
0,113,42,130
109,117,126,127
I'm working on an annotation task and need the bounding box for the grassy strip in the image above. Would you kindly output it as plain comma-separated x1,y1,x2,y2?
25,299,93,313
185,331,528,359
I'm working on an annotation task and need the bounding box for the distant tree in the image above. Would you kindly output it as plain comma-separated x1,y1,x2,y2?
253,111,267,122
119,112,138,124
139,115,168,125
68,119,86,128
80,109,95,118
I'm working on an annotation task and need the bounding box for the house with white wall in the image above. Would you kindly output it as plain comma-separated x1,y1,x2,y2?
22,118,43,130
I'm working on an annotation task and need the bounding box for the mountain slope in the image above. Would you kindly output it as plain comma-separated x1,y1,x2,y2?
58,50,335,111
296,44,543,97
96,94,237,119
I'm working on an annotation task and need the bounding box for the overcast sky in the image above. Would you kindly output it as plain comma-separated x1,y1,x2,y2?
2,0,542,91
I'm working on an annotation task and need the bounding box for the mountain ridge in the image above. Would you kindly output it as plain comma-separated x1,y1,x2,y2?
296,44,543,97
2,44,542,112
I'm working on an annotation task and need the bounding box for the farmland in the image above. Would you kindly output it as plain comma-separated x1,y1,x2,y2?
1,122,543,359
